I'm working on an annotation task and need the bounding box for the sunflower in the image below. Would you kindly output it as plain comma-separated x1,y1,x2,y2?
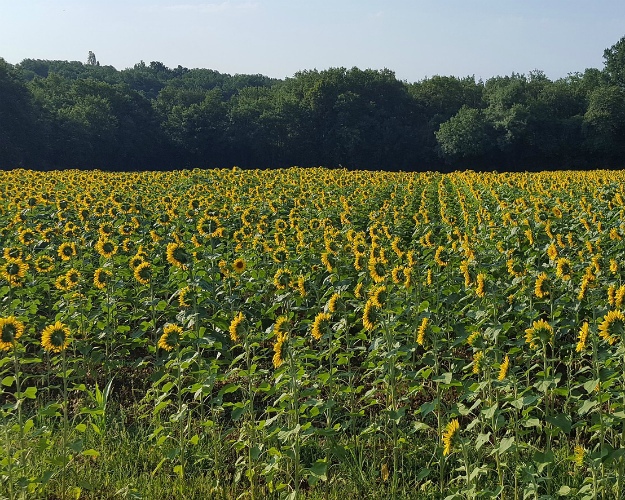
472,351,484,375
417,317,428,346
35,255,55,273
2,258,29,286
391,236,404,258
134,261,151,285
93,268,112,290
166,242,189,270
275,219,288,232
65,268,81,289
524,319,554,349
95,238,118,259
272,317,288,368
391,266,411,288
362,299,377,331
425,269,433,286
229,312,244,342
353,239,368,256
576,322,589,352
311,312,330,340
98,223,115,239
41,321,71,353
615,286,625,308
273,268,292,290
353,253,366,271
555,258,572,281
58,242,77,261
506,258,524,278
3,247,23,260
293,275,306,298
55,275,70,292
327,292,340,313
18,228,36,246
0,316,25,351
498,355,510,381
370,243,387,264
354,282,364,299
461,260,472,286
434,246,448,267
574,445,585,467
129,254,145,270
321,252,336,273
610,259,619,274
442,419,460,456
273,335,285,368
178,286,192,308
158,324,183,351
467,269,484,296
406,250,416,267
598,310,624,345
534,272,549,298
547,242,558,261
368,257,386,283
272,246,289,264
197,215,221,238
324,238,340,256
467,330,480,347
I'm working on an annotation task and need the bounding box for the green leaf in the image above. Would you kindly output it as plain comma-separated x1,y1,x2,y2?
432,372,453,384
583,379,600,394
1,376,15,386
82,449,100,459
69,439,84,453
475,432,491,451
546,414,572,434
498,436,514,455
557,485,572,496
309,459,328,479
218,383,241,396
419,400,437,417
577,399,598,416
22,386,37,399
482,403,498,419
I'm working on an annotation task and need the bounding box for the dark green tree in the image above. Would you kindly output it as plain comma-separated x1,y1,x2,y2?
435,106,492,162
603,35,625,89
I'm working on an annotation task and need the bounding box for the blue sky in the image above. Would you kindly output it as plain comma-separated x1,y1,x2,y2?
1,0,624,82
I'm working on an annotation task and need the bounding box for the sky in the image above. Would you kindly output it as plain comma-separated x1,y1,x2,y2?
1,0,625,82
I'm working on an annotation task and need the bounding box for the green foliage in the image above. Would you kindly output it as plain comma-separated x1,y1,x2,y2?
3,34,625,170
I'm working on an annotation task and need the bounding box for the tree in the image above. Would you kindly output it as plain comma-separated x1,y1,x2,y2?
583,85,625,164
435,106,492,163
87,51,98,66
603,35,625,89
0,58,42,167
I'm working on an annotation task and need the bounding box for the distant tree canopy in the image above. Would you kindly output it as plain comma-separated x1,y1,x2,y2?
2,37,625,171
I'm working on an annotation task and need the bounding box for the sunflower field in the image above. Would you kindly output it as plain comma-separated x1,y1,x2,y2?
2,167,625,499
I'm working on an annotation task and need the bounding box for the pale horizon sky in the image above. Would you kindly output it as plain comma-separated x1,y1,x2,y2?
1,0,624,83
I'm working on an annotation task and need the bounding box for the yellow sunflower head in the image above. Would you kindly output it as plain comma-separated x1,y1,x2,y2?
58,242,77,261
599,310,625,345
0,316,25,351
134,261,151,285
166,242,189,270
233,257,247,274
158,324,183,351
93,268,112,290
41,321,71,353
2,258,29,286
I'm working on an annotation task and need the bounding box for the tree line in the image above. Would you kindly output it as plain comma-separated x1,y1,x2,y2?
1,36,625,172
